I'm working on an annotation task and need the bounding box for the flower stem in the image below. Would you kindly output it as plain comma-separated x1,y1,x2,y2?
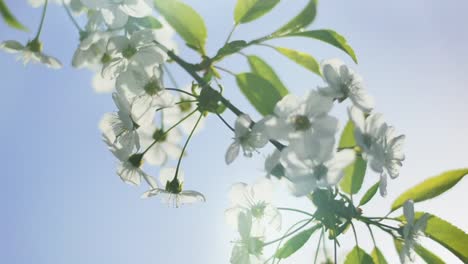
34,0,49,40
313,227,324,264
264,219,314,246
153,40,286,151
141,108,198,156
165,88,197,98
216,113,234,132
174,112,203,178
163,64,180,89
277,207,315,218
62,0,83,32
224,24,237,45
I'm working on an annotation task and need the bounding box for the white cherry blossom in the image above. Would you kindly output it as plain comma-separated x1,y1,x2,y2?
225,179,281,236
280,138,355,196
400,200,430,263
0,40,62,69
138,124,182,166
141,168,205,208
225,115,268,164
262,90,338,144
230,212,265,264
80,0,153,29
319,59,374,112
102,29,164,79
72,31,111,69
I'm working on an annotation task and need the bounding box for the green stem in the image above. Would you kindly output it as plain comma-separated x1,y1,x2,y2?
153,40,285,151
34,0,49,40
174,112,203,178
165,88,197,98
263,219,314,247
141,108,198,155
216,113,234,132
313,227,324,264
350,221,361,261
214,65,236,77
366,224,377,249
163,64,180,89
277,207,315,218
63,0,83,32
224,24,237,45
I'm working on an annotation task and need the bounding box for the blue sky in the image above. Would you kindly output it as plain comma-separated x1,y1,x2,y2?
1,0,467,263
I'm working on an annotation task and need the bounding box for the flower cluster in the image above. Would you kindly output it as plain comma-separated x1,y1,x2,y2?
226,59,405,198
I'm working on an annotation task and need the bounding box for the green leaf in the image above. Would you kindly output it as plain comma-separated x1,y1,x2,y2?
339,121,356,149
235,73,283,115
391,168,468,212
277,29,358,63
340,156,367,195
344,246,374,264
213,40,249,61
0,0,27,31
274,47,321,76
234,0,280,24
247,55,288,96
359,181,380,206
154,0,207,54
135,16,162,29
371,247,388,264
271,0,317,36
415,212,468,263
275,224,321,259
414,244,445,264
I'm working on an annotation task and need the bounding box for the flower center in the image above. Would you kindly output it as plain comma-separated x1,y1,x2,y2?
313,164,328,180
293,115,311,131
128,153,144,168
152,129,167,142
246,237,264,256
26,39,42,53
166,177,183,194
362,134,373,149
144,79,162,96
251,202,267,219
101,53,111,64
122,45,137,59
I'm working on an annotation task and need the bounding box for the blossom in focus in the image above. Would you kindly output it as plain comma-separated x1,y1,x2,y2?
319,59,374,112
141,168,205,208
225,179,281,236
400,200,430,263
349,106,405,196
262,90,338,144
225,114,268,164
0,40,62,69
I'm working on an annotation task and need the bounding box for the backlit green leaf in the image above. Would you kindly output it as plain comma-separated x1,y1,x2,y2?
340,156,367,195
235,73,283,115
344,246,374,264
274,47,321,76
271,0,317,36
277,29,358,63
415,212,468,263
414,244,445,264
247,55,288,96
275,224,321,259
0,0,27,31
391,168,468,211
339,120,356,149
214,40,249,60
359,181,380,206
371,247,388,264
154,0,207,54
234,0,280,24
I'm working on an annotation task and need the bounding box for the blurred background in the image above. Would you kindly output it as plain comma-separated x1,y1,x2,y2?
1,0,467,263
